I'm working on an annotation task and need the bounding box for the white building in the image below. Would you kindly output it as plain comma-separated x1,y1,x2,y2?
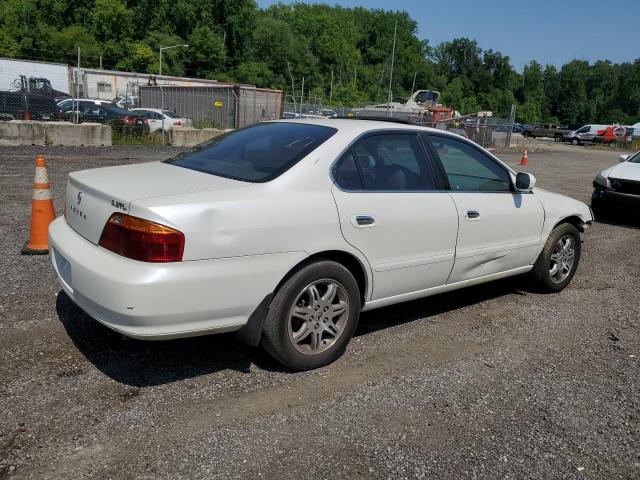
1,57,232,99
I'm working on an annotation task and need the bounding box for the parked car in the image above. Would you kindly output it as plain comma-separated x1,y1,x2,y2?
49,119,592,370
564,124,609,145
60,103,148,135
130,108,192,133
114,95,139,109
57,98,115,116
521,124,571,142
592,151,640,210
0,91,59,120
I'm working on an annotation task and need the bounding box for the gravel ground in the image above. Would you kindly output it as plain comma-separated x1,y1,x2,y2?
0,143,638,479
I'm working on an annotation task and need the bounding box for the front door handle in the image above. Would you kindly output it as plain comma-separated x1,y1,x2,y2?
354,215,377,227
466,210,480,219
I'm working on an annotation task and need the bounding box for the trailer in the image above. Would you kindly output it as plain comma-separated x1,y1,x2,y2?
0,58,71,94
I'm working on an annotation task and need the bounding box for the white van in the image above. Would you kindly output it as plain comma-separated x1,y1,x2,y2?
565,124,608,145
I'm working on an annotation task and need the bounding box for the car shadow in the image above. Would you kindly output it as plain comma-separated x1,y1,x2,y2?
56,278,526,387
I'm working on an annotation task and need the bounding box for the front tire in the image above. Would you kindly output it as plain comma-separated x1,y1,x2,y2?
571,138,580,145
261,261,361,371
530,223,581,292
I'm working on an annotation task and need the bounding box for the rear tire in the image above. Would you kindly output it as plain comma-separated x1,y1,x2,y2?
523,131,531,138
261,261,361,371
530,223,581,293
554,134,563,142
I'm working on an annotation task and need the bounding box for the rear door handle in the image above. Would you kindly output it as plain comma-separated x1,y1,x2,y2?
466,210,480,219
354,215,377,227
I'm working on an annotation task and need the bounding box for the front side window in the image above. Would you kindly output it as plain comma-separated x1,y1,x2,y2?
334,134,435,191
167,122,337,182
428,135,511,192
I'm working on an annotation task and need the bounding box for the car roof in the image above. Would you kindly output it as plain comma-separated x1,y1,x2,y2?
269,117,457,137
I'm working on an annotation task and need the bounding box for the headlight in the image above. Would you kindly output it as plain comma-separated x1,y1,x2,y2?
594,173,610,188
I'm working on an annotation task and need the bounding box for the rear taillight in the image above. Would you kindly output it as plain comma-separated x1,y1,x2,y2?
173,121,182,126
98,213,185,262
121,116,134,125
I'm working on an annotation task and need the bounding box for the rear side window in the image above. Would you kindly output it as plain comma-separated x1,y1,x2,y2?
334,134,435,191
167,122,337,182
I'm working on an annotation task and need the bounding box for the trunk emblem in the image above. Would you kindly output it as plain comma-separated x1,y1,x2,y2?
76,191,83,205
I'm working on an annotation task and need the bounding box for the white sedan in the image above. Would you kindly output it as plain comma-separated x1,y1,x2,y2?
592,151,640,210
49,119,592,370
130,108,192,133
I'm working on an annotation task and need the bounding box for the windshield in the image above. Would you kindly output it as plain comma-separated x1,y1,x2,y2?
166,122,337,182
629,152,640,164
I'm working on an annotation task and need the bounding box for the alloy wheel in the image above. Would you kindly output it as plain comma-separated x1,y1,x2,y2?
287,279,349,355
549,235,576,284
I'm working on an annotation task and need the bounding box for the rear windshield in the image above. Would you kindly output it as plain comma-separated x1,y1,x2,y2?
166,122,337,182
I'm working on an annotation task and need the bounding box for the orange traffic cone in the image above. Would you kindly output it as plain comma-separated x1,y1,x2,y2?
519,148,529,166
21,155,56,255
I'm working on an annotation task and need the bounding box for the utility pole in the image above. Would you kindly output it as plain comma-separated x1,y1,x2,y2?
329,66,333,105
387,19,397,114
300,76,305,115
353,63,357,87
99,55,102,69
287,62,296,113
75,47,81,123
410,72,417,97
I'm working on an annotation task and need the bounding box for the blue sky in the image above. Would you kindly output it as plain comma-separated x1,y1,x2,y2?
256,0,640,70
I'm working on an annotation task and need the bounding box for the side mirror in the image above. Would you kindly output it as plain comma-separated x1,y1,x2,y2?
619,154,630,162
515,172,536,191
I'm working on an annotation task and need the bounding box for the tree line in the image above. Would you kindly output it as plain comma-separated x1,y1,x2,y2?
1,0,638,125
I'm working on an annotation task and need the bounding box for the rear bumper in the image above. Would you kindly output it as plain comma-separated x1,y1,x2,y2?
49,217,306,339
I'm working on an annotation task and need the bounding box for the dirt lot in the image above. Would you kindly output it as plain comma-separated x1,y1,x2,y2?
1,143,638,479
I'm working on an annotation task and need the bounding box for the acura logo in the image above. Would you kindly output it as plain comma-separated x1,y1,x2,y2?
76,191,83,205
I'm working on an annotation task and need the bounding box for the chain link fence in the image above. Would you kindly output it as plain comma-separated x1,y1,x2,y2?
283,99,519,149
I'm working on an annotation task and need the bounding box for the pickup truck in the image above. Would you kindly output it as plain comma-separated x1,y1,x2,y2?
521,124,571,142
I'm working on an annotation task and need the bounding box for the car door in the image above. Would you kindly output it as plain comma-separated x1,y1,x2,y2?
423,133,544,283
331,131,459,300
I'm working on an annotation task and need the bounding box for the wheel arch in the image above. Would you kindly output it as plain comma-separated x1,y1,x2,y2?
235,249,371,347
554,214,589,232
274,250,370,306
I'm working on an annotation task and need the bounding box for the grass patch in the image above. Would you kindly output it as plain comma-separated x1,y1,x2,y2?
112,130,163,145
192,120,226,130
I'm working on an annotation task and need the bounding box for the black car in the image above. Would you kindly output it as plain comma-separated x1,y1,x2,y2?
0,91,59,121
61,104,149,134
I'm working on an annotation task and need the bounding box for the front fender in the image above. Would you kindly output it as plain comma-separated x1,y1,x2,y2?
535,188,593,243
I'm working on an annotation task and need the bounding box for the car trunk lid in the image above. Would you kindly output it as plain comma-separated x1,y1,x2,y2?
65,161,251,244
